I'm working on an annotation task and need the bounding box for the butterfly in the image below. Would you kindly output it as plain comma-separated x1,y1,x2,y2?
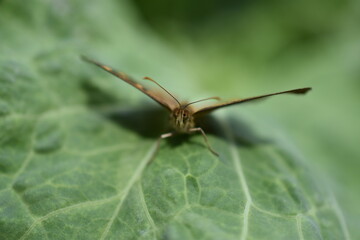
82,56,311,156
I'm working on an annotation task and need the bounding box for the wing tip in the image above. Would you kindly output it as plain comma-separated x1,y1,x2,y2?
295,87,312,94
80,55,96,65
80,55,89,61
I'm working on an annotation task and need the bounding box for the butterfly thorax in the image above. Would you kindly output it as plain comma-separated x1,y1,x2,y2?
170,107,195,133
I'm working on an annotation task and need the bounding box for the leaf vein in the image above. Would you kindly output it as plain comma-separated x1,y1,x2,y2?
137,181,157,238
99,142,158,240
220,117,252,240
296,214,304,240
18,195,119,240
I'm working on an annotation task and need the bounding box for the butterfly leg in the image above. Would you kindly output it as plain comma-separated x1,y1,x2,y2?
189,127,219,157
147,132,175,165
158,132,175,147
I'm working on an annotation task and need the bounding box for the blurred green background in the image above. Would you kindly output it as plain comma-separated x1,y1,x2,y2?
1,0,359,238
132,0,360,237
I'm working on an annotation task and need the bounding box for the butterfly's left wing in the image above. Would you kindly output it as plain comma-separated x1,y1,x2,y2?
193,88,311,116
82,56,179,111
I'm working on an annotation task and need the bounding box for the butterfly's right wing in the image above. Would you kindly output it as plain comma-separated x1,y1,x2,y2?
193,88,312,116
82,56,178,111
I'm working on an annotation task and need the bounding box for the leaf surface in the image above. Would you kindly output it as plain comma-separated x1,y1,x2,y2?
0,1,349,239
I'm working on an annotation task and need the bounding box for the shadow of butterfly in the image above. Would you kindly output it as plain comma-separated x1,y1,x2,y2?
82,56,311,157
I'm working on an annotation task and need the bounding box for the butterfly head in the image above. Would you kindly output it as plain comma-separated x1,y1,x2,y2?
170,107,195,133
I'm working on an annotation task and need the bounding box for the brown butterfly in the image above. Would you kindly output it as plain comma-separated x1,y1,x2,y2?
82,56,311,156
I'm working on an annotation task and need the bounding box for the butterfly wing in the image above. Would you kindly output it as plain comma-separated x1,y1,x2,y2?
82,56,178,111
193,88,312,116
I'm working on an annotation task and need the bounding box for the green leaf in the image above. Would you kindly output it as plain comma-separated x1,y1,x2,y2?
0,0,351,239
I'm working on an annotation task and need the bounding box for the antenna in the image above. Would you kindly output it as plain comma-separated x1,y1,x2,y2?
143,77,181,107
182,97,221,108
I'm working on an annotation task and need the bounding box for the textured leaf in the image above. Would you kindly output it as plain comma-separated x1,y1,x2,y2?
0,0,350,239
